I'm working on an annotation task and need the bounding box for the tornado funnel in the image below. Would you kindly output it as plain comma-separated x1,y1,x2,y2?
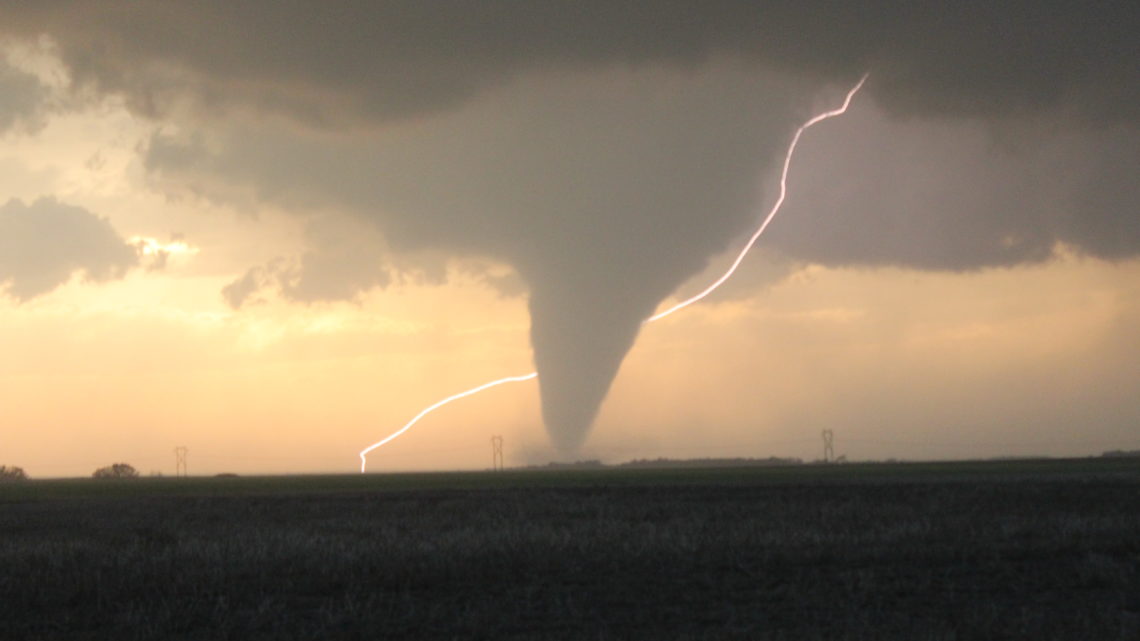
527,281,651,454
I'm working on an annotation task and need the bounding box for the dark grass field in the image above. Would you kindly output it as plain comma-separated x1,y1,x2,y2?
2,458,1138,640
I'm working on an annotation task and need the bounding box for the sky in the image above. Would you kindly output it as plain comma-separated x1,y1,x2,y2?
0,2,1137,477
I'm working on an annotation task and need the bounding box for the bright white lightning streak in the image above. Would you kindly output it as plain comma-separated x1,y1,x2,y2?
646,72,867,322
359,74,868,473
358,372,537,472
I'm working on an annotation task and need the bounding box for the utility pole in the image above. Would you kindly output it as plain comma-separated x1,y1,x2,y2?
490,435,504,471
174,446,188,477
821,430,835,463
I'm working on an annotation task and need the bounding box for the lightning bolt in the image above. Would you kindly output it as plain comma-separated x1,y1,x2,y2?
648,73,868,322
360,74,869,473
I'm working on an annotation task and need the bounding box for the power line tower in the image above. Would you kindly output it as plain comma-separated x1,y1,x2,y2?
490,435,504,471
822,430,835,463
174,446,188,477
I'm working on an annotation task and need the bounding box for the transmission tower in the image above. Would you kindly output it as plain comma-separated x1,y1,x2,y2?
821,430,835,463
490,435,504,471
174,446,188,477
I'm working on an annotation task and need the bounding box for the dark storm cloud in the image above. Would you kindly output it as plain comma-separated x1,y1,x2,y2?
221,218,392,308
0,198,138,301
0,1,1135,125
767,104,1140,271
0,60,50,134
4,0,1136,267
2,1,1135,450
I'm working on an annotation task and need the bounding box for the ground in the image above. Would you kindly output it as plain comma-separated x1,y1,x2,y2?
2,458,1138,639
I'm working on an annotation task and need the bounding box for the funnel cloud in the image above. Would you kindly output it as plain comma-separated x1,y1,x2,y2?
528,280,654,453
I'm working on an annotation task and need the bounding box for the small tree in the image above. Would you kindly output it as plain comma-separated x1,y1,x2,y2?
0,465,28,481
93,463,140,479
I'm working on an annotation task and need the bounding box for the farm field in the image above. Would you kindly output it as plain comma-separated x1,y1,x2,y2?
2,458,1138,640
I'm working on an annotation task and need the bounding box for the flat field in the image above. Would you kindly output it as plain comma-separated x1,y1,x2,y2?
2,458,1138,640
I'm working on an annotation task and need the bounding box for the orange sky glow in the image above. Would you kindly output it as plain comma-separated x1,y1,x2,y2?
1,31,1137,478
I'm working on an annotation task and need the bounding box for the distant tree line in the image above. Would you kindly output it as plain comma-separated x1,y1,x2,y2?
1102,449,1140,458
93,463,140,479
619,457,803,469
519,459,606,470
0,465,28,481
516,457,808,471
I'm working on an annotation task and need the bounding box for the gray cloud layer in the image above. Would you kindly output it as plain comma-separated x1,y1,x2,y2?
0,60,50,134
769,104,1140,271
0,198,138,301
222,217,392,308
1,2,1135,450
2,2,1135,125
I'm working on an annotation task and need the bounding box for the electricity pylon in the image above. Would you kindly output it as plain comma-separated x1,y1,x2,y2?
174,446,188,477
822,430,835,464
491,435,504,471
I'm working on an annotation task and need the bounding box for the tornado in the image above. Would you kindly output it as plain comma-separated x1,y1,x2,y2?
527,279,656,454
345,62,802,469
